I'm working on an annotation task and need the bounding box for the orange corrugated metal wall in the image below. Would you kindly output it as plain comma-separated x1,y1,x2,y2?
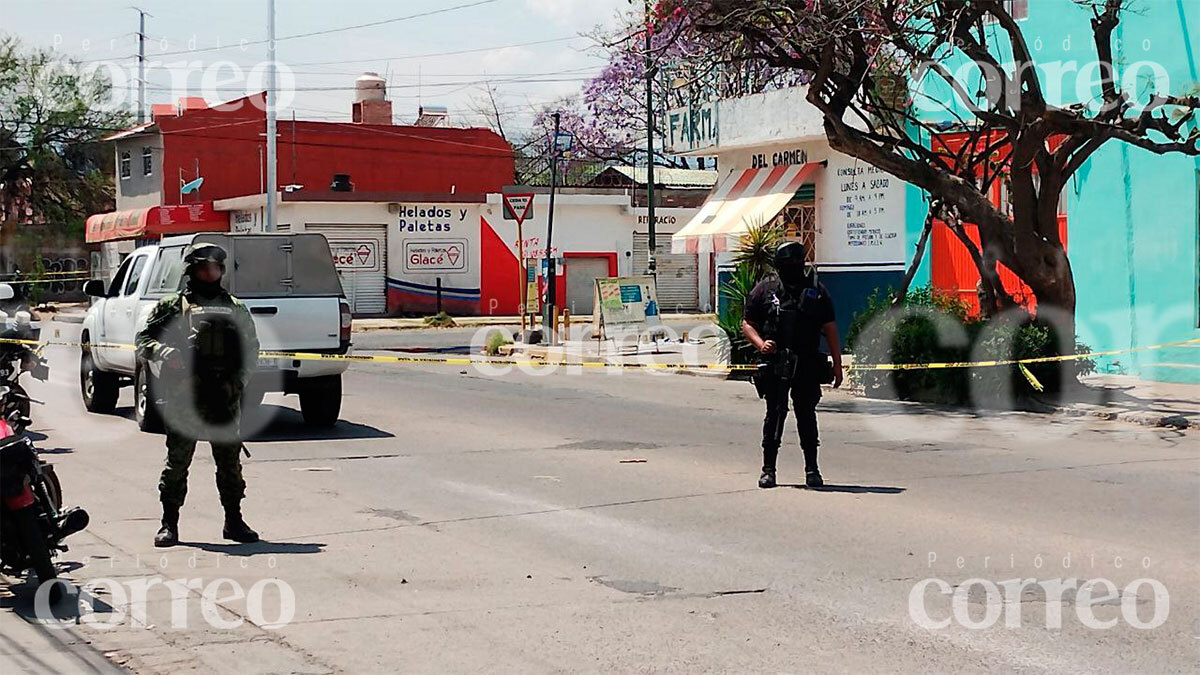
929,132,1068,315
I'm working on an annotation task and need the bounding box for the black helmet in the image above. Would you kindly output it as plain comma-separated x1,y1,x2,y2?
775,241,806,267
183,243,227,270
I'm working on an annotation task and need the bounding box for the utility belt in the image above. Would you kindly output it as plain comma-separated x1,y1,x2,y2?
752,349,834,398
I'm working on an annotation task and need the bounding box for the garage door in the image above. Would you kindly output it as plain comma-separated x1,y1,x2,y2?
565,257,611,315
633,232,698,312
305,224,387,315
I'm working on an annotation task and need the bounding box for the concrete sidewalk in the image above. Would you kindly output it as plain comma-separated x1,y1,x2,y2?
0,593,126,674
1049,374,1200,430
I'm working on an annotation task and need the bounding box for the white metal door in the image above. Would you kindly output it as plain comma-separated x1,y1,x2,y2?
633,233,698,312
304,224,388,315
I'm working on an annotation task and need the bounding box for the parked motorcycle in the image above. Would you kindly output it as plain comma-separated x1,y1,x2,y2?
0,386,88,602
0,283,49,430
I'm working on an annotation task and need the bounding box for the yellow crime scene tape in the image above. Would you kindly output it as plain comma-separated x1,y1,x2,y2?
0,275,92,285
1,335,1196,374
2,269,95,277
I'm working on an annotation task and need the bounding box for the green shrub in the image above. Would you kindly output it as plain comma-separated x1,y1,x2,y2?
849,284,1094,405
423,312,457,328
484,330,512,356
715,263,761,367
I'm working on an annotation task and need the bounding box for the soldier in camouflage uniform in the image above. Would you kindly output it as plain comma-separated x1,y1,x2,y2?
135,244,261,547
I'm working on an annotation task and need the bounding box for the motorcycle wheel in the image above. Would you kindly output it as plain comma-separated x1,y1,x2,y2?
12,504,59,601
10,382,31,421
42,464,63,512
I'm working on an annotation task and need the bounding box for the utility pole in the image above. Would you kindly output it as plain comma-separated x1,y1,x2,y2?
132,7,150,123
542,112,561,345
265,0,278,232
644,0,657,275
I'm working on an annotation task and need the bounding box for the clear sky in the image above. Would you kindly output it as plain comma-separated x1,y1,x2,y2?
1,0,633,130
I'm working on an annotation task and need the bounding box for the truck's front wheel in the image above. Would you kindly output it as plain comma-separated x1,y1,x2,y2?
80,347,118,414
135,364,164,433
298,375,341,428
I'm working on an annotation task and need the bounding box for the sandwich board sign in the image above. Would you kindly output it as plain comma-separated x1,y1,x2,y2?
502,192,535,224
592,275,661,340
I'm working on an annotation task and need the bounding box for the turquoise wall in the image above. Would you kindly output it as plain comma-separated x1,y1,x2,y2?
911,0,1200,382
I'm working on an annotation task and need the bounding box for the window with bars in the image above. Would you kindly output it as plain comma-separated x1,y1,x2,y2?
119,150,131,179
772,184,818,263
142,146,153,176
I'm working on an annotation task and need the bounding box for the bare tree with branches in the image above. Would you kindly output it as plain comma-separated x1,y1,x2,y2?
659,0,1198,345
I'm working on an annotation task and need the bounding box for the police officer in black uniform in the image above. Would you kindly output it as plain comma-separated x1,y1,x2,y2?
742,241,843,489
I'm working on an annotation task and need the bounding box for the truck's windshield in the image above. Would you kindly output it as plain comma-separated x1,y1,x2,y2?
193,234,344,298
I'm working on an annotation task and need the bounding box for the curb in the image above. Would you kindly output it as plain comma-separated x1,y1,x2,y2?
352,314,718,333
1053,406,1198,430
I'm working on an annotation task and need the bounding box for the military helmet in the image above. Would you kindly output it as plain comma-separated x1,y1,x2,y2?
183,243,228,270
775,241,806,267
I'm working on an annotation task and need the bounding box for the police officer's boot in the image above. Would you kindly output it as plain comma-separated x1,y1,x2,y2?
803,446,823,488
759,449,778,489
154,503,180,547
222,502,260,543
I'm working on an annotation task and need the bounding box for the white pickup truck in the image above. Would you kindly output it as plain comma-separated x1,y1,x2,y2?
79,233,353,431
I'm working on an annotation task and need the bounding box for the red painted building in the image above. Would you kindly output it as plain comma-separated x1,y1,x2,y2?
94,86,513,236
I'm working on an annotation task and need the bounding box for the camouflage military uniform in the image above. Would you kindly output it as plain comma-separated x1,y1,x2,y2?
136,288,258,509
136,246,261,547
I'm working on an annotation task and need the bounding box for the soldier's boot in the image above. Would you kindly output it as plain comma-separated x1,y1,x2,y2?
803,446,823,488
154,504,180,548
759,448,778,489
222,503,259,543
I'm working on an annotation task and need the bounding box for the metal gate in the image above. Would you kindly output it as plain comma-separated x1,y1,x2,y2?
632,232,698,312
304,224,388,315
564,257,610,315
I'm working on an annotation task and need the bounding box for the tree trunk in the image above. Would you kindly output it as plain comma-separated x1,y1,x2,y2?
1018,244,1077,355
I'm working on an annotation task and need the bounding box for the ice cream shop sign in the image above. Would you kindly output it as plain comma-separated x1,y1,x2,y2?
404,240,468,272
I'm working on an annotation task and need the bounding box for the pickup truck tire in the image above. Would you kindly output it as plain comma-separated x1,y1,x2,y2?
80,348,118,414
135,364,165,434
299,375,341,427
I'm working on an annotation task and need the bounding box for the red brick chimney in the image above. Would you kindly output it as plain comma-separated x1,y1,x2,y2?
352,72,393,125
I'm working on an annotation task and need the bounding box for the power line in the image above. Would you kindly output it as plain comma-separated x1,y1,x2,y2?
96,0,504,61
288,36,583,67
133,76,594,94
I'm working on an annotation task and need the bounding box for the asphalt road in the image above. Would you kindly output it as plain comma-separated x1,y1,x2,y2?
3,320,1197,673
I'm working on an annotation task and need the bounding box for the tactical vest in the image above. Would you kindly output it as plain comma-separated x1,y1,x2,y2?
182,296,245,375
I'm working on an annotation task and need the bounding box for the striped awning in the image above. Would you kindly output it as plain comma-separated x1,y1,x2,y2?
671,162,823,254
85,203,228,243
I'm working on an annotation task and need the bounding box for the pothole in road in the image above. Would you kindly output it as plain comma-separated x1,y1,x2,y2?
556,440,663,452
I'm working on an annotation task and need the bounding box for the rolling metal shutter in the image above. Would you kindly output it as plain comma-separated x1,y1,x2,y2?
304,224,388,315
633,232,698,312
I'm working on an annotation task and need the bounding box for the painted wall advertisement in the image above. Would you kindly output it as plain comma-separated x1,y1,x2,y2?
389,203,480,313
404,239,467,272
329,240,380,272
231,209,261,234
817,152,906,267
